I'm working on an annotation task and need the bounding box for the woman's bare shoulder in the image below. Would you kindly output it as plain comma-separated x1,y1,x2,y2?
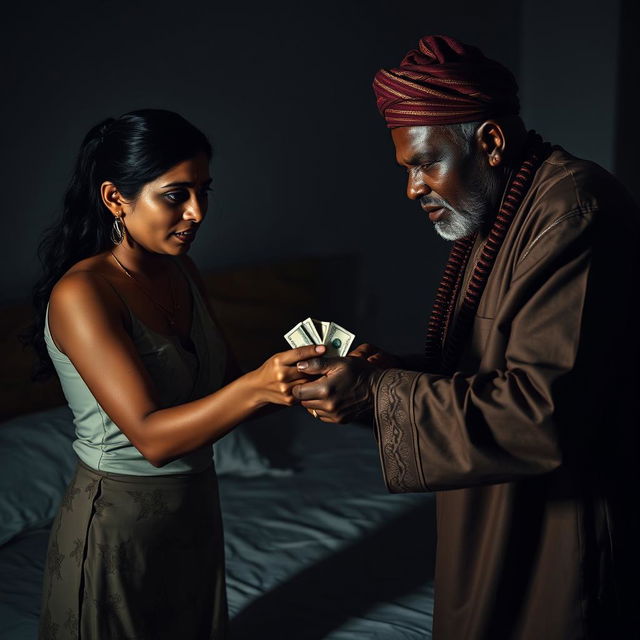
63,252,113,277
50,253,125,320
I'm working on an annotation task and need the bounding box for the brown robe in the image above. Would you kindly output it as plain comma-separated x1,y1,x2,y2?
373,148,640,639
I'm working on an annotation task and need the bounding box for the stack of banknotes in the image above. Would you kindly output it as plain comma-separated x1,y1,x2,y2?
284,317,355,357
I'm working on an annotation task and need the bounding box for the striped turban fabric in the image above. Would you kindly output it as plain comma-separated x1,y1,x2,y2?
373,35,520,127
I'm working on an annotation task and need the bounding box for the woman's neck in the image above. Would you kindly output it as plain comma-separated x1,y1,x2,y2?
110,240,171,279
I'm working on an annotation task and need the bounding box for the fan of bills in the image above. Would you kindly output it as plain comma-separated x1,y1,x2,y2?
284,317,355,357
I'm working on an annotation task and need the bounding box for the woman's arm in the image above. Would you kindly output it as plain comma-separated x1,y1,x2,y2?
49,271,322,468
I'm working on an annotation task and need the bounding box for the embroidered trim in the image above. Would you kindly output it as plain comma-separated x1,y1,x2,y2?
376,369,424,493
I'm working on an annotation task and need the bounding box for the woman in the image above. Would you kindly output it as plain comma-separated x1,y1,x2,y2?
28,109,323,639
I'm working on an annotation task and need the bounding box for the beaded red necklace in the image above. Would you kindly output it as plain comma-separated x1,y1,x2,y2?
424,132,551,374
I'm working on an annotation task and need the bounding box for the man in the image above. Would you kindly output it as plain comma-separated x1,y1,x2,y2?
293,35,640,639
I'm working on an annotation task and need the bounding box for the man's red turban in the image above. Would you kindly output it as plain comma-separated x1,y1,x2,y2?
373,35,520,128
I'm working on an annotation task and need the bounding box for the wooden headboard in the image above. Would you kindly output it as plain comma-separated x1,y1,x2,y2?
0,255,360,421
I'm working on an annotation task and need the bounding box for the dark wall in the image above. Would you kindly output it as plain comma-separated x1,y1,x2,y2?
520,0,620,171
1,0,522,353
615,0,640,204
6,1,627,356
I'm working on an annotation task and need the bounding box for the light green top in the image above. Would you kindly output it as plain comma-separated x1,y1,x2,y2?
44,259,227,475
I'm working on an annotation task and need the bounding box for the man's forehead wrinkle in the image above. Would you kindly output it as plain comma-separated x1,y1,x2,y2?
407,124,435,143
407,129,440,157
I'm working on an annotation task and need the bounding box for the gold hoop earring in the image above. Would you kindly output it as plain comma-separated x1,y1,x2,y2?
111,215,126,245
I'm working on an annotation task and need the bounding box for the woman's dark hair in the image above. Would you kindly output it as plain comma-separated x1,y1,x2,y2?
25,109,212,379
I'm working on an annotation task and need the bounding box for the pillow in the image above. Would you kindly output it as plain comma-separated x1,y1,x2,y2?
214,421,292,478
0,406,289,545
0,406,77,546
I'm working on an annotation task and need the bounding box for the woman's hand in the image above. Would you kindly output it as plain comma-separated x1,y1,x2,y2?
246,344,326,407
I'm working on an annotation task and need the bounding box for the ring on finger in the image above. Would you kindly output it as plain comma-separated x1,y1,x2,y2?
311,409,318,419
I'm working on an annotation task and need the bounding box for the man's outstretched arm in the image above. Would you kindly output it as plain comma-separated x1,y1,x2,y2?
295,212,600,492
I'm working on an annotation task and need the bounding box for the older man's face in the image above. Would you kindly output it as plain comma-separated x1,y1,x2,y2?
392,125,501,240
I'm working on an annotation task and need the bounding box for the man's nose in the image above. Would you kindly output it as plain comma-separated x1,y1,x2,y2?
407,168,430,200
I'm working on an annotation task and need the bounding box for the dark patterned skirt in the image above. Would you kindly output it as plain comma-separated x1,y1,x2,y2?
39,460,228,640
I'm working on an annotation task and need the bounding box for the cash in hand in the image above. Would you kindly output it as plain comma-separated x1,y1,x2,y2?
284,317,355,357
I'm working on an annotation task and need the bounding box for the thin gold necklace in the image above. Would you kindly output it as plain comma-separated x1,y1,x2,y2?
110,251,179,328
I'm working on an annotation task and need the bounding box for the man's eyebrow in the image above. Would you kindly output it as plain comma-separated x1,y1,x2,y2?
160,178,213,188
402,153,436,166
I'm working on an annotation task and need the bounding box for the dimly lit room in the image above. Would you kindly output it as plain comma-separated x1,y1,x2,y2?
1,0,638,638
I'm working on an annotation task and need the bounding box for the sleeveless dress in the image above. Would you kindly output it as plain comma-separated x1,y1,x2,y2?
39,259,229,640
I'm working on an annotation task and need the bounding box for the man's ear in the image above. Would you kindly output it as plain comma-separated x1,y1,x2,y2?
100,181,126,217
476,120,507,168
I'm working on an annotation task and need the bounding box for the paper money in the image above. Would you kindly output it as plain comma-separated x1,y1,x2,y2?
284,322,315,348
284,318,355,357
301,317,323,344
324,322,355,357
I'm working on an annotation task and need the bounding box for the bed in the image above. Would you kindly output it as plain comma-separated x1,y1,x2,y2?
0,257,436,639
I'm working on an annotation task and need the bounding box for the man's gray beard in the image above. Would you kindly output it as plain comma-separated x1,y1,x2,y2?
433,195,487,241
429,164,505,241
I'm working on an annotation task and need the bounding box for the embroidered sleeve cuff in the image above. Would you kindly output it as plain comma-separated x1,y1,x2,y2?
373,368,428,493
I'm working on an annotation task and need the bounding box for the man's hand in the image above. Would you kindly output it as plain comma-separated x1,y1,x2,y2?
348,343,403,369
292,354,384,423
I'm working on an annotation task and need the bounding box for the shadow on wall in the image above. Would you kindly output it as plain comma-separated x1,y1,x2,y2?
230,500,436,638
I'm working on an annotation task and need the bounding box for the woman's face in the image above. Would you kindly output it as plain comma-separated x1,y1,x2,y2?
116,152,211,256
